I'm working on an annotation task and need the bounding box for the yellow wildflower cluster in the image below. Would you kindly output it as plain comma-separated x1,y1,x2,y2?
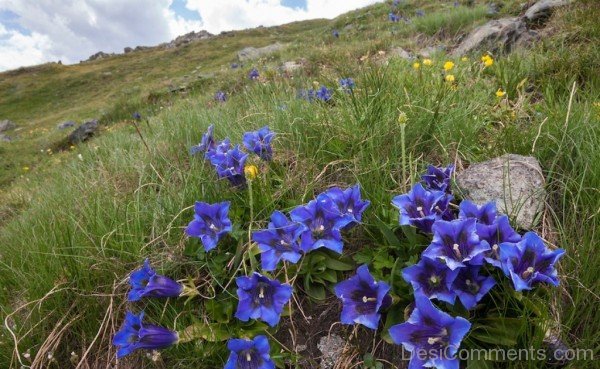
443,61,455,71
481,54,494,67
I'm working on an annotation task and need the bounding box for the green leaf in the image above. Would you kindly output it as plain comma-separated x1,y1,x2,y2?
305,283,326,300
470,317,526,347
324,256,354,271
375,218,403,248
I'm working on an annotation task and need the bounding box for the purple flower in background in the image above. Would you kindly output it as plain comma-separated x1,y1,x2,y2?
393,0,401,6
415,9,425,17
339,78,355,92
454,1,460,7
389,293,471,369
231,63,239,69
451,266,496,309
253,211,306,271
297,88,315,101
389,12,400,22
459,200,521,267
392,183,453,233
214,91,227,102
243,126,275,161
499,232,565,292
190,124,215,155
322,184,371,226
128,259,182,301
235,272,292,327
185,201,232,251
132,112,141,120
290,194,353,253
421,164,454,193
209,145,248,186
205,137,231,160
249,68,260,80
225,335,275,369
422,219,490,270
332,29,340,38
334,265,391,329
113,311,178,358
315,86,333,102
402,257,458,304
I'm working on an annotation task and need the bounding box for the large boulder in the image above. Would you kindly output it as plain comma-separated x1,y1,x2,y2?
524,0,571,24
455,154,546,229
0,119,16,132
67,119,99,144
451,17,527,56
238,43,285,61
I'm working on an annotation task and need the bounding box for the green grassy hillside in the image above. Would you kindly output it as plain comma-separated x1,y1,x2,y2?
0,1,599,368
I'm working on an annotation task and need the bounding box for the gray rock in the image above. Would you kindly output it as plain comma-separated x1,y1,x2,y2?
57,120,76,130
343,24,355,31
164,30,213,49
0,119,16,132
124,47,133,53
389,47,415,60
238,43,285,61
419,45,446,58
456,154,546,229
280,60,303,72
524,0,570,23
0,134,12,142
451,17,527,56
87,51,113,61
317,334,346,369
67,119,99,144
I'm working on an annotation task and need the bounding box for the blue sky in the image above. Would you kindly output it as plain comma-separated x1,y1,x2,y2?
0,0,383,71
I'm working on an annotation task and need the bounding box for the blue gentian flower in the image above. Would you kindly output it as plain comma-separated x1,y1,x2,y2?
332,30,340,38
249,68,260,80
454,1,460,7
393,0,401,6
421,164,454,193
322,184,371,226
190,124,215,155
451,266,496,309
499,232,565,292
113,311,178,359
225,335,275,369
315,86,333,102
243,126,275,161
253,211,306,271
235,272,293,327
339,78,355,92
209,145,248,187
297,89,314,101
389,293,471,369
128,259,182,301
402,257,459,304
185,201,232,251
392,183,453,233
205,137,231,160
422,219,490,270
214,91,227,102
415,9,425,17
132,112,141,120
334,265,392,329
389,13,400,22
459,200,521,267
231,63,239,69
290,194,353,253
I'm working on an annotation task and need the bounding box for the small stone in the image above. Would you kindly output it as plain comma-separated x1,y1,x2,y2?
317,334,347,369
0,119,16,132
238,43,285,61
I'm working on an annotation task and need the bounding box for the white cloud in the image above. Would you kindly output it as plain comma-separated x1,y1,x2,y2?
0,0,382,72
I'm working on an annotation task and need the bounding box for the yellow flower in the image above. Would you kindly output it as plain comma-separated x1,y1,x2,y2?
244,165,259,180
70,145,75,150
445,74,455,83
496,88,506,98
23,166,30,171
423,59,433,66
413,62,421,70
461,56,469,62
481,54,494,67
443,61,455,71
397,111,408,125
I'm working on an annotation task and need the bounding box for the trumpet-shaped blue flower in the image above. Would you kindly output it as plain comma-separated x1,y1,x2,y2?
235,272,293,327
225,335,275,369
215,91,227,102
128,259,182,301
322,184,371,226
422,219,490,270
332,30,340,38
231,63,239,69
290,195,353,253
499,232,565,292
249,68,260,80
243,126,275,161
459,200,521,267
389,293,471,369
113,311,178,359
132,112,141,120
402,257,458,304
315,86,333,102
339,78,355,92
185,201,232,251
190,124,215,155
334,265,391,329
451,266,496,309
415,9,425,17
392,183,453,233
389,12,400,22
253,211,306,271
205,137,231,160
422,164,454,193
209,145,248,187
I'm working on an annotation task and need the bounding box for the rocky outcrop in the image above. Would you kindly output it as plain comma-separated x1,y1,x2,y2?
0,119,16,132
87,51,114,61
238,43,285,61
524,0,570,23
456,154,546,229
67,119,99,144
389,47,414,60
452,17,527,56
163,30,213,49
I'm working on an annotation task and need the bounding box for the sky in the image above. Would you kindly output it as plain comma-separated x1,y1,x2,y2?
0,0,383,72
